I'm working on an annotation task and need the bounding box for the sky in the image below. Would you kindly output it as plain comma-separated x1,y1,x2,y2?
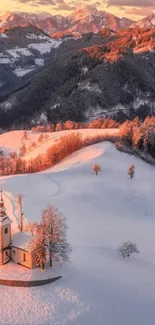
0,0,155,21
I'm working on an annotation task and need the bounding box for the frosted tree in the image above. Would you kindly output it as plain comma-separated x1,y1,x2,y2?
25,222,38,236
23,130,29,141
41,205,71,267
17,194,24,232
128,164,135,179
19,144,26,157
118,241,139,258
38,134,44,144
93,164,102,175
30,205,71,269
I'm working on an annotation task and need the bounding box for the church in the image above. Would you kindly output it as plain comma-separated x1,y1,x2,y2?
0,190,37,269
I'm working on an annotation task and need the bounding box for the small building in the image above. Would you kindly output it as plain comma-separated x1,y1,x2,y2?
0,190,37,268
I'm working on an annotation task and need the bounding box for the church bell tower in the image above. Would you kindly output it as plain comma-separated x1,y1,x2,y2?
0,189,11,265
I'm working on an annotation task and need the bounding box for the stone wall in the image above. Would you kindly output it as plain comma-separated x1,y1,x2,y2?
0,275,62,287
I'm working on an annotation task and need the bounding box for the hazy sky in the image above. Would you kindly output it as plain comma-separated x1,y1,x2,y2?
0,0,155,20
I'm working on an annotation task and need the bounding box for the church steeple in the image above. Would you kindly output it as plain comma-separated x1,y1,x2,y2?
0,187,11,265
0,188,6,220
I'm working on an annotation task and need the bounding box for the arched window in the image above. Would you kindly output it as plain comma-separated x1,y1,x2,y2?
4,228,8,234
23,253,26,262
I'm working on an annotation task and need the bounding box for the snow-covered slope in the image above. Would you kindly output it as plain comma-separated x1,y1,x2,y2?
0,25,62,94
0,128,119,159
131,13,155,29
0,132,155,325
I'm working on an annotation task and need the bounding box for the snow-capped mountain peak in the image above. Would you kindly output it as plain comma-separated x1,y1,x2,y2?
131,13,155,29
0,8,134,37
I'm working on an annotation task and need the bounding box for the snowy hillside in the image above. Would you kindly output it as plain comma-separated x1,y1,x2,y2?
0,128,119,159
0,25,62,95
0,130,155,325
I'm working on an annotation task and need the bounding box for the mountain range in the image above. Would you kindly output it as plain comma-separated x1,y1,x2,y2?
0,25,155,130
1,8,155,130
0,7,133,37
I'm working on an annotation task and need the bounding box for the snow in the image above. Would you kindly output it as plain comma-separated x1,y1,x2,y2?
28,39,62,54
35,58,44,66
0,58,11,64
12,232,33,250
0,129,155,324
7,48,33,58
78,81,102,93
0,261,61,280
0,33,8,38
13,67,35,77
0,129,119,159
26,33,50,41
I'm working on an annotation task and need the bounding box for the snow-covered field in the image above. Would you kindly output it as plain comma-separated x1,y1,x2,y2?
0,129,155,325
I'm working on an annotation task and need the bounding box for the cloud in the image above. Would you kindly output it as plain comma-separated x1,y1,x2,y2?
18,0,56,4
107,0,155,6
55,0,76,11
124,6,153,15
14,0,75,9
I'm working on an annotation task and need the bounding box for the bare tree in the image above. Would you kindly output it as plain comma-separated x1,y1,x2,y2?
93,164,102,175
30,204,71,269
23,130,29,141
118,241,139,258
25,222,38,236
128,164,135,179
17,194,24,232
30,224,46,270
41,205,71,266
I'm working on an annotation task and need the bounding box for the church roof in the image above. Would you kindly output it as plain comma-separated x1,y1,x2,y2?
11,232,33,252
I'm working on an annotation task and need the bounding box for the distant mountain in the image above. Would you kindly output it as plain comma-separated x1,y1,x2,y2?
0,7,134,37
1,27,155,130
131,13,155,29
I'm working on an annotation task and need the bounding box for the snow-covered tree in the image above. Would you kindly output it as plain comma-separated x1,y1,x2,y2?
23,130,29,141
31,225,46,270
38,134,44,143
93,164,102,175
25,222,38,236
118,241,139,258
19,144,26,157
41,205,71,266
128,164,135,179
17,194,24,232
30,205,71,269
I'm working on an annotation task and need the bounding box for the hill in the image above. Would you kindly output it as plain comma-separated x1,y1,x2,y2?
0,128,119,160
0,132,155,325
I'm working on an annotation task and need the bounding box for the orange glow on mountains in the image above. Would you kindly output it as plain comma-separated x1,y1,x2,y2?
0,1,153,21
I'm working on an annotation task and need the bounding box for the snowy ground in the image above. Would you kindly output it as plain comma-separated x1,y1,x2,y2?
0,134,155,325
0,128,119,160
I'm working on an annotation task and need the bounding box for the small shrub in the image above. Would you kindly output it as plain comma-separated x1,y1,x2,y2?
118,241,139,258
93,164,102,175
128,164,135,179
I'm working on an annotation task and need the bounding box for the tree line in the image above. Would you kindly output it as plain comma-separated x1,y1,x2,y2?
119,116,155,159
31,118,119,133
0,132,116,176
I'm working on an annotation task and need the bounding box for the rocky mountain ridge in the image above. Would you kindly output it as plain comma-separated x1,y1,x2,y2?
0,7,133,37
